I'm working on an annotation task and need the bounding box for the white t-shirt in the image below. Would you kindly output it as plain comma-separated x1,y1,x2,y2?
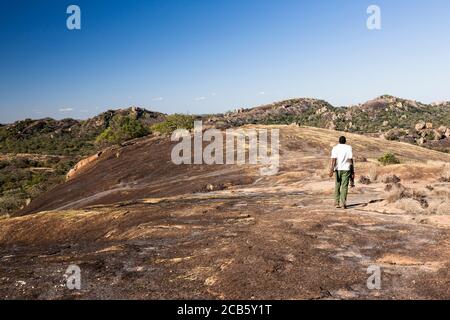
331,144,353,171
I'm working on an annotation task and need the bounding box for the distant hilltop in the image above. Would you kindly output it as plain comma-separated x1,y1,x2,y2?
1,96,449,157
207,95,449,132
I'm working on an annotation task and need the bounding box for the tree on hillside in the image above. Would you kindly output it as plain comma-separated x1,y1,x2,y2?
96,115,150,146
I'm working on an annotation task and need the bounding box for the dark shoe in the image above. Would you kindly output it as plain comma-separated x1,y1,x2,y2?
335,203,341,208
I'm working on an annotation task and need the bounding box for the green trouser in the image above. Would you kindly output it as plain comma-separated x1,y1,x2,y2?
335,170,351,205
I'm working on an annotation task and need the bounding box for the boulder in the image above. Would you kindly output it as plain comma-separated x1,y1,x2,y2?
67,152,102,180
383,128,407,141
315,107,328,115
417,137,426,145
399,135,417,144
437,126,448,134
415,121,426,131
433,130,443,141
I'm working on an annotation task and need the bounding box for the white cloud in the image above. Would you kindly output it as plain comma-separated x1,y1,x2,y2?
259,91,266,95
211,92,217,97
59,108,74,112
152,97,164,101
195,96,206,101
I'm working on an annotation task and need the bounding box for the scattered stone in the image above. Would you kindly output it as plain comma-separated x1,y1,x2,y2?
382,175,401,184
284,254,296,263
413,192,429,209
359,176,371,185
204,183,226,192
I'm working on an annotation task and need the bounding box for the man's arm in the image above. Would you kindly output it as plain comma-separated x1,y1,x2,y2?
349,159,354,177
329,158,337,177
348,148,354,177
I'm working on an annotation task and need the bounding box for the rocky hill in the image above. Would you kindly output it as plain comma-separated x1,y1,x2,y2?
0,107,165,156
206,95,450,152
208,95,449,131
1,125,449,299
0,107,166,214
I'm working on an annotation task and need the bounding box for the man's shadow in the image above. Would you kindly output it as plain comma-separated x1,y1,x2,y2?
346,199,384,209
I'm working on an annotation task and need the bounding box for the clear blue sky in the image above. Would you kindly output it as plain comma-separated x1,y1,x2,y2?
1,0,450,123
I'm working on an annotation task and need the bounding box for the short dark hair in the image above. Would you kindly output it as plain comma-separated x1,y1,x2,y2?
339,136,346,144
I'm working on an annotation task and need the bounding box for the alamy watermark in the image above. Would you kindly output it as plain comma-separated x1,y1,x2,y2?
64,264,81,290
367,265,381,290
171,121,280,176
66,5,81,30
367,5,381,30
65,5,380,31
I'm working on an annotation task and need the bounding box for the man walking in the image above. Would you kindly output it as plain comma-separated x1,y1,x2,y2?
329,136,354,209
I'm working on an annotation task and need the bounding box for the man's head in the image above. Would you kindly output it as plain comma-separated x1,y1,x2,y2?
339,136,347,144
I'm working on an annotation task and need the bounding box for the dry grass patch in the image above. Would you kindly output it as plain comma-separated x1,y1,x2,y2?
428,199,450,215
367,164,380,182
439,164,450,182
394,198,425,214
432,187,450,197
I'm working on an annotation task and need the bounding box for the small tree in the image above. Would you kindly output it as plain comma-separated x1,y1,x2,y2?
378,152,400,166
96,115,149,145
0,195,26,214
151,114,195,135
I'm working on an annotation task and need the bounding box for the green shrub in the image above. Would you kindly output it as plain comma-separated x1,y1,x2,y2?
151,114,195,134
0,195,25,214
96,115,149,145
378,152,400,166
